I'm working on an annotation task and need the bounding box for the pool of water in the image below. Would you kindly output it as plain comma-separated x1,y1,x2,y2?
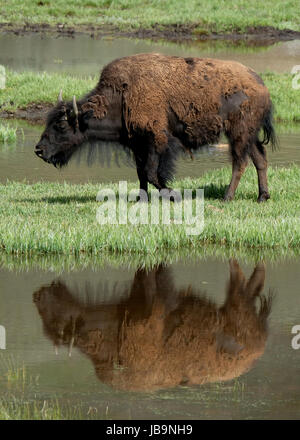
0,121,300,184
0,255,299,419
1,34,300,75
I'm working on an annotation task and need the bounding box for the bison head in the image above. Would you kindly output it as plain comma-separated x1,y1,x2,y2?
35,91,86,167
35,90,122,168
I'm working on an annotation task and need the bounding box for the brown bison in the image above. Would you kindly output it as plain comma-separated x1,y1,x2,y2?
35,53,276,202
33,260,272,391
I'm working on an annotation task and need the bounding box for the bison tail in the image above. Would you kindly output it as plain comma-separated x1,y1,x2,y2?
259,105,279,152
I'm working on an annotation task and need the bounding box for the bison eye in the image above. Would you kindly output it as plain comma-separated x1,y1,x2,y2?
55,122,68,131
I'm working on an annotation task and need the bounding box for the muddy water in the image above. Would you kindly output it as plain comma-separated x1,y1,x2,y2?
0,256,299,419
0,121,300,184
1,34,300,74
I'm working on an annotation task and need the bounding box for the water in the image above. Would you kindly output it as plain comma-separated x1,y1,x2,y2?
1,34,300,75
0,256,299,419
0,121,300,184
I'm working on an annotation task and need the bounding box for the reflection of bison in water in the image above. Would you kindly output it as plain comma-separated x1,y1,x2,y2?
35,53,277,202
33,260,272,392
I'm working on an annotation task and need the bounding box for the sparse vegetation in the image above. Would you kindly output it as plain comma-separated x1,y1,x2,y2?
0,355,96,420
0,123,17,143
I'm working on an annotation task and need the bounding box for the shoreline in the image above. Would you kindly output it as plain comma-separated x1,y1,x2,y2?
1,22,300,44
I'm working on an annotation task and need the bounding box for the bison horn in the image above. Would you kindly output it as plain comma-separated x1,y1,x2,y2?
58,89,63,103
72,95,78,118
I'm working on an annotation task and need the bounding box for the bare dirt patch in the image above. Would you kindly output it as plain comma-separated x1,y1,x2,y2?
0,103,53,124
0,22,299,44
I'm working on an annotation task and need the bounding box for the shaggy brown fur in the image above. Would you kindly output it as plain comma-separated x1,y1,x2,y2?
98,54,277,201
33,260,272,392
99,54,266,148
36,53,277,202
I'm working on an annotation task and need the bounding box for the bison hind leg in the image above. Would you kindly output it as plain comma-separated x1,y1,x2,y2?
249,139,270,203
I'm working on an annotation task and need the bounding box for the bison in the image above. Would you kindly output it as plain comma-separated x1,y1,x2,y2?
33,260,272,391
35,53,277,202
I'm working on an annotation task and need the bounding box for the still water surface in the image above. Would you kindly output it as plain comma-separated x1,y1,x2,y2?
0,122,300,184
0,256,299,419
1,34,300,74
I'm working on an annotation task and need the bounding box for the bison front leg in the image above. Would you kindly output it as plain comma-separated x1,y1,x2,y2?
134,151,149,201
136,166,149,200
135,146,165,202
144,145,165,191
137,141,178,201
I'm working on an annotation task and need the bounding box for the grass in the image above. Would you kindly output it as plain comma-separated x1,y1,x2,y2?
1,166,300,256
0,244,296,273
0,397,89,420
0,0,299,34
0,355,97,420
0,70,95,111
263,73,300,123
0,122,17,143
1,70,300,123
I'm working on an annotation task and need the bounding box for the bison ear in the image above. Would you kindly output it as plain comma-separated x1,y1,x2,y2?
81,94,109,119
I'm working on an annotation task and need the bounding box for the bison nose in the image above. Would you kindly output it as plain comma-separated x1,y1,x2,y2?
35,144,45,158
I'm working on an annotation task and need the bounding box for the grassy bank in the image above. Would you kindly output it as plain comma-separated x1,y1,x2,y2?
0,246,298,273
0,0,299,34
1,70,300,123
1,166,300,256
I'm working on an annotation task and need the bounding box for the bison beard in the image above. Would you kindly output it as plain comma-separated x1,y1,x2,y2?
35,53,277,202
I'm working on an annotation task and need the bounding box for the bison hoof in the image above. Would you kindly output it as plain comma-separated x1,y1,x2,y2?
160,188,181,203
257,192,270,203
223,194,234,202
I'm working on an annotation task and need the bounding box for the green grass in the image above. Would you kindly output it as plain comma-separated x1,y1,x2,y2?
1,70,300,123
1,166,300,256
0,355,97,420
0,245,297,275
263,73,300,123
0,70,95,111
0,0,299,33
0,398,89,420
0,244,295,273
0,122,17,143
